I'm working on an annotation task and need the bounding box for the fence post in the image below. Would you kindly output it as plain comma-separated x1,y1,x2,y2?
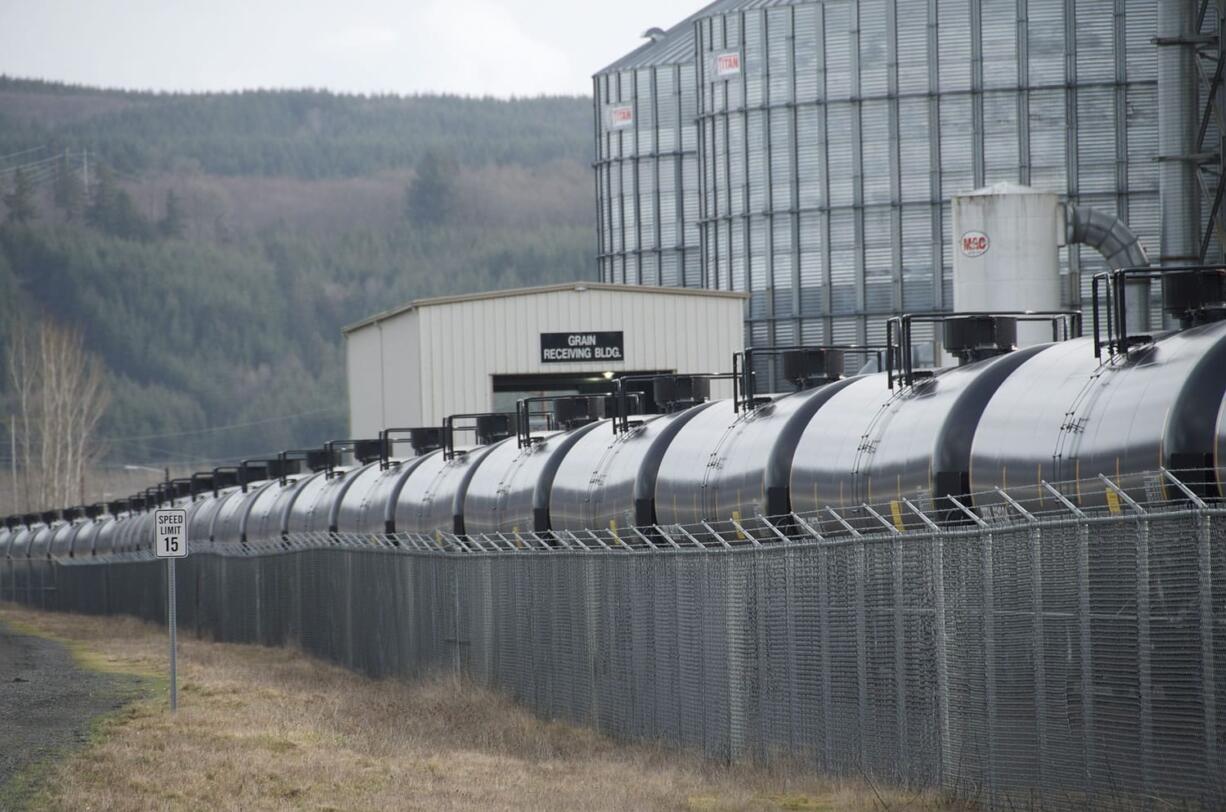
1078,521,1096,792
932,532,952,791
893,535,907,775
1029,523,1049,791
855,538,868,772
982,530,997,803
452,557,462,677
1200,512,1218,783
1137,516,1153,798
819,541,834,769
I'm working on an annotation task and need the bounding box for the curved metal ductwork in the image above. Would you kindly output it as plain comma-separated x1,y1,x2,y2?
1066,204,1150,270
1066,203,1153,331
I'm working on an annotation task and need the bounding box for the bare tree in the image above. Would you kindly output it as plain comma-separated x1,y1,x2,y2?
5,317,111,511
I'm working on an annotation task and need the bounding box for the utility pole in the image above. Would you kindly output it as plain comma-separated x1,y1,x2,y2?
9,414,18,514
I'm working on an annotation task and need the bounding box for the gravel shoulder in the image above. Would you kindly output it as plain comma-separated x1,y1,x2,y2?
0,619,145,810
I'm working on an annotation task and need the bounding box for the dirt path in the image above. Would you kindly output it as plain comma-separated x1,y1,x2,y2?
0,620,145,809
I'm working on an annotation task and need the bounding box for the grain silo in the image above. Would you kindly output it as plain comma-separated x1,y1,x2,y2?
593,6,720,289
595,0,1220,367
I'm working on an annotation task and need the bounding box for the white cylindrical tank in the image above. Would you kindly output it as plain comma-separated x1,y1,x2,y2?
952,182,1064,348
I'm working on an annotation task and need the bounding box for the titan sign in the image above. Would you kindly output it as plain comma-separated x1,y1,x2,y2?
540,332,625,363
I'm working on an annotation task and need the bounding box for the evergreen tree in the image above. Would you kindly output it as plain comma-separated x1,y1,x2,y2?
159,189,186,238
87,165,151,240
405,151,457,226
4,167,38,224
86,164,117,229
52,154,85,220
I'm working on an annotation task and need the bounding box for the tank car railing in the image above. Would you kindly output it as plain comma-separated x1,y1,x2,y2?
45,467,1220,565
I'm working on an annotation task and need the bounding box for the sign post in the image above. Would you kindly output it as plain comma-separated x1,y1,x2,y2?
154,508,188,713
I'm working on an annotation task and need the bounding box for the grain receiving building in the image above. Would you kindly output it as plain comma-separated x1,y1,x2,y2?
343,282,746,437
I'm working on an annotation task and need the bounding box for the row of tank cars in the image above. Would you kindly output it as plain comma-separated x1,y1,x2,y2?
2,267,1226,576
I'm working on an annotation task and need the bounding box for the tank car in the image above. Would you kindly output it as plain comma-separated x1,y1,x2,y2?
1218,395,1226,495
393,413,516,537
239,449,339,543
652,352,868,536
48,507,81,558
210,458,309,544
333,429,445,535
970,268,1226,509
550,383,717,534
789,314,1077,531
462,397,606,536
68,505,108,558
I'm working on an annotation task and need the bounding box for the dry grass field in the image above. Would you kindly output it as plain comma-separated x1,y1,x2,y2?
0,605,961,811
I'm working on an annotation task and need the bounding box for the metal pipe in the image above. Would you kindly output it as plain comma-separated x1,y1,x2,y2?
1157,0,1200,264
1066,204,1152,329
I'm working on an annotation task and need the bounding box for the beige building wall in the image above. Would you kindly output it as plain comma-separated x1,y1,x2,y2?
345,283,746,437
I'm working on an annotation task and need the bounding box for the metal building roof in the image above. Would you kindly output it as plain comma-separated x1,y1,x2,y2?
594,1,723,74
343,282,747,334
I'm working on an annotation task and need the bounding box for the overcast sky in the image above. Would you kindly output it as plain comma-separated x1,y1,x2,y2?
0,0,700,98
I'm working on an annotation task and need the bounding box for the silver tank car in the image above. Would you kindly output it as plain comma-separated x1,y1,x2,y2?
462,421,603,536
970,321,1226,510
335,454,439,535
1218,396,1226,495
285,466,360,535
73,517,105,557
790,318,1049,531
244,472,320,543
550,403,716,534
49,519,77,558
210,486,259,544
653,379,858,533
94,513,122,555
394,442,503,537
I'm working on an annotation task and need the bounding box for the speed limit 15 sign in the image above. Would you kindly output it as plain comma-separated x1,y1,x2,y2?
154,508,189,558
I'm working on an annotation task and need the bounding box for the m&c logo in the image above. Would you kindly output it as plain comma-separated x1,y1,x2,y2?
960,231,990,258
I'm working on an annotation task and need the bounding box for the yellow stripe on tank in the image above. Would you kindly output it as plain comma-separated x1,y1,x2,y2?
889,500,905,532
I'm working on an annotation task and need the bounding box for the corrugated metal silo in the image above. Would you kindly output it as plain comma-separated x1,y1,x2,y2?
593,7,715,288
598,0,1164,365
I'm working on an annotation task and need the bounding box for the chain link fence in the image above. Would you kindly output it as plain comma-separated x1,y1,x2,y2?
3,480,1224,810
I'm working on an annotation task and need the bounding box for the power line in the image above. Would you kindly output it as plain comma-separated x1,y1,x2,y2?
0,145,46,164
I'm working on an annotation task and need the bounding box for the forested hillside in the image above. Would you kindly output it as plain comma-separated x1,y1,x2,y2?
0,77,594,467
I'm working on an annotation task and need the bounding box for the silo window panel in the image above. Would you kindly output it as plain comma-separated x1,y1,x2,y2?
1028,90,1067,191
744,253,761,297
865,279,893,313
832,318,858,346
903,274,936,311
1075,0,1116,83
862,101,892,206
939,96,974,196
824,4,853,99
1027,0,1067,85
684,252,701,288
937,0,972,93
980,91,1020,183
827,105,855,206
1124,0,1158,78
896,7,929,96
859,0,889,97
797,113,824,208
799,211,821,250
800,284,824,319
1077,89,1119,195
981,0,1019,88
1125,86,1158,187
